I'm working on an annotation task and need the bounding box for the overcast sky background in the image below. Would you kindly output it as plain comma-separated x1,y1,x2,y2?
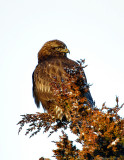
0,0,124,160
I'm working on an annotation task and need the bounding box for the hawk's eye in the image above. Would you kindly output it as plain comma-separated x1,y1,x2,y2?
54,47,61,51
56,47,60,49
56,47,61,51
52,47,59,50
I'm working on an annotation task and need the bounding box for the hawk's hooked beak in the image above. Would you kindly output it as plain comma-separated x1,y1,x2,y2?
65,48,70,54
60,48,70,54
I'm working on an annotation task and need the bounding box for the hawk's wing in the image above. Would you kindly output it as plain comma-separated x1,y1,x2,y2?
32,57,76,107
32,57,93,109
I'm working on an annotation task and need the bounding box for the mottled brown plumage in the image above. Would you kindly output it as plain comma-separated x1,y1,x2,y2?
32,40,93,120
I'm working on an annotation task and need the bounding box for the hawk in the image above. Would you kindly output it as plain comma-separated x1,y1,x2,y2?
32,40,93,121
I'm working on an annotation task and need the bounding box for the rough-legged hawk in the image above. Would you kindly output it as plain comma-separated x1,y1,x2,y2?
32,40,93,120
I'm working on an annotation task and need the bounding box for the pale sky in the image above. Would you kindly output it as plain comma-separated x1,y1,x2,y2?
0,0,124,160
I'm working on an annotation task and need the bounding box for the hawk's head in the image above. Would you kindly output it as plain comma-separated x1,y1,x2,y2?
38,40,70,62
